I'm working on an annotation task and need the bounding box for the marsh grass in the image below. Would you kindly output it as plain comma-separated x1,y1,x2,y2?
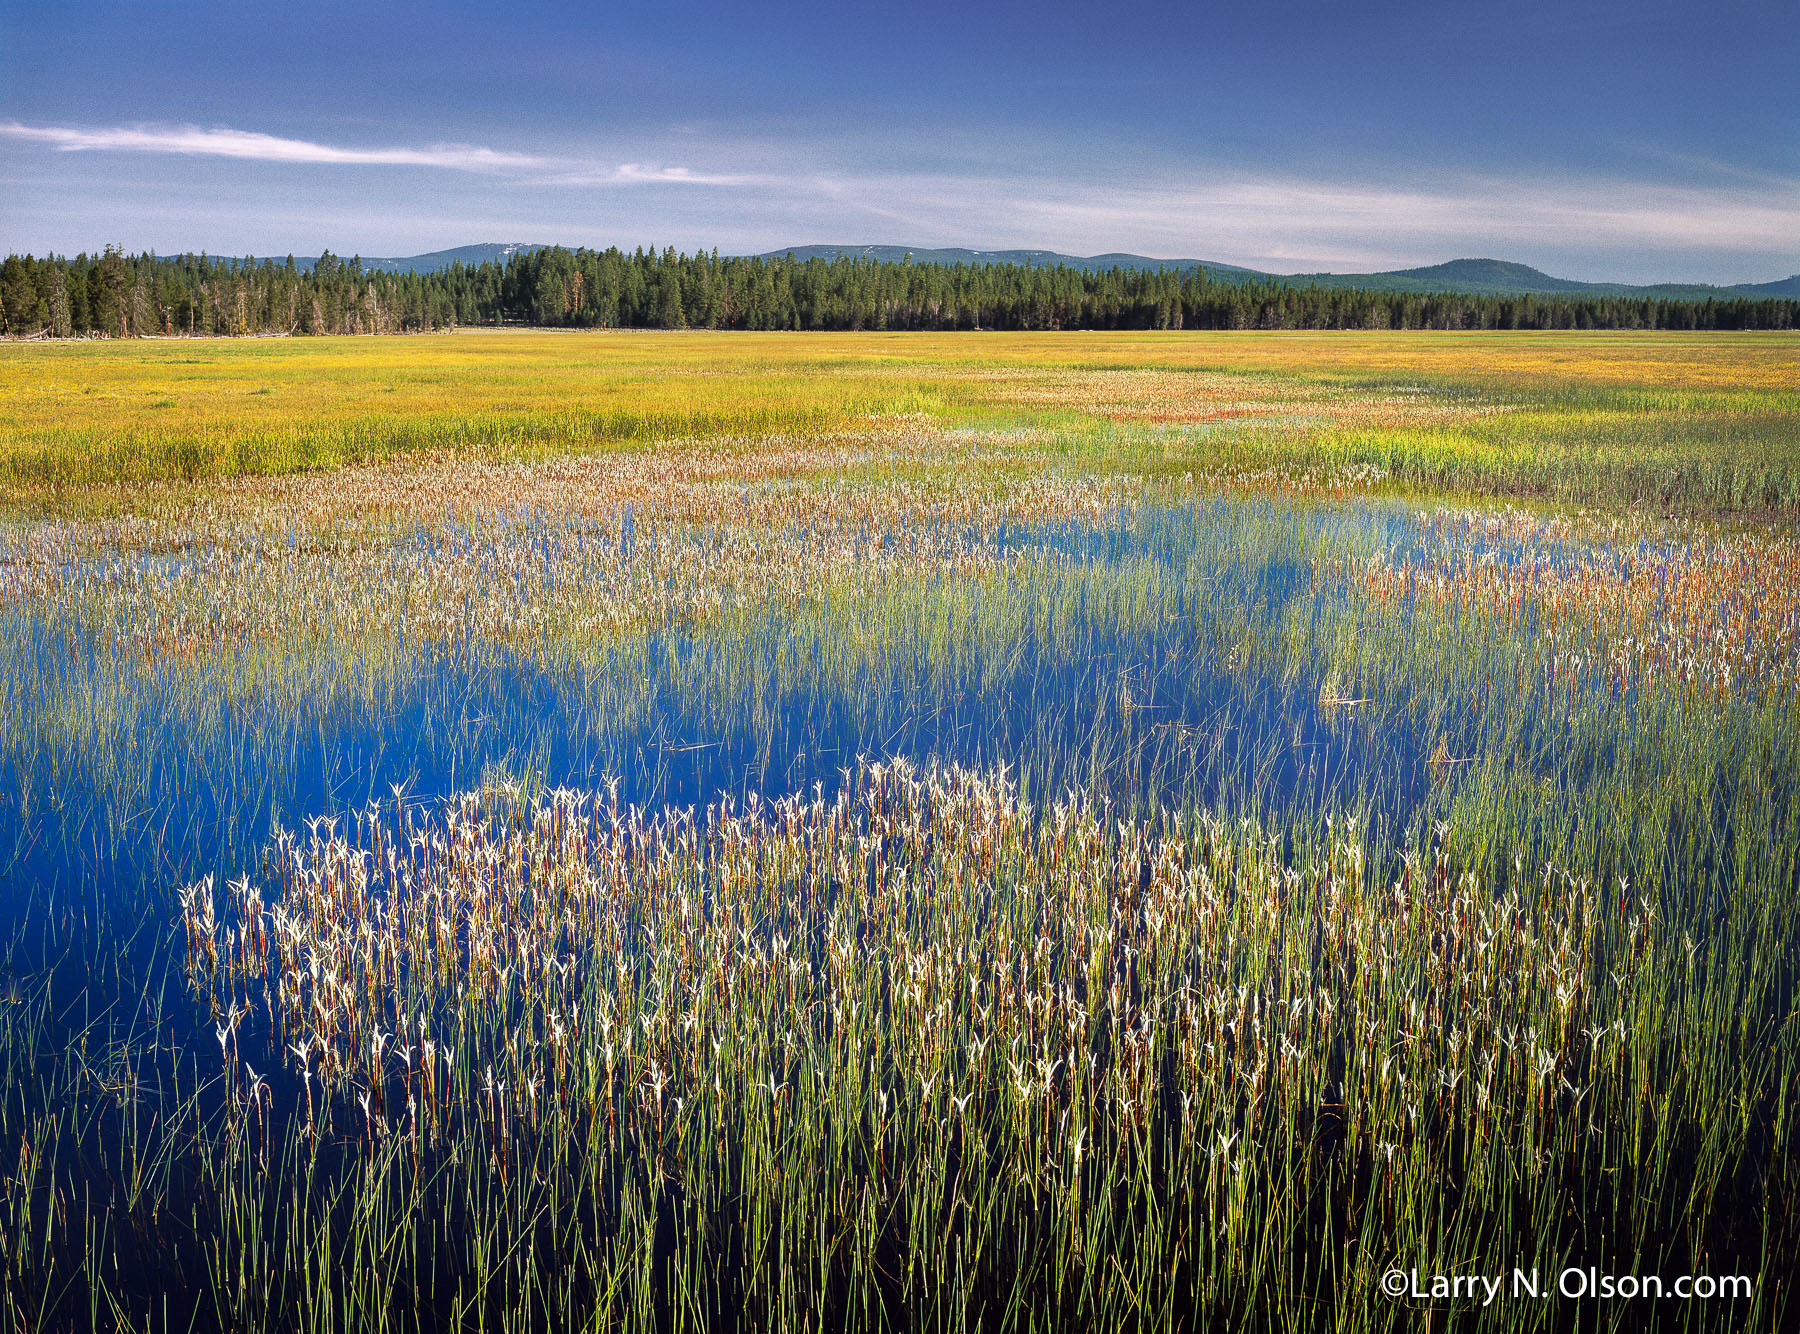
2,331,1794,513
0,333,1795,1330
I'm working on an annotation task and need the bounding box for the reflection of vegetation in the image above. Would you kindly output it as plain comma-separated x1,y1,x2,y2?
0,334,1795,1329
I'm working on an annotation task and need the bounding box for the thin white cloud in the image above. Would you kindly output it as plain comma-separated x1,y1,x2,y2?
4,118,1795,282
771,166,1800,276
614,162,757,186
1,122,774,189
0,122,543,171
532,162,773,187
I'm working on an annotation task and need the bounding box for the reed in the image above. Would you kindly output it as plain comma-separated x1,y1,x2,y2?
0,331,1793,1330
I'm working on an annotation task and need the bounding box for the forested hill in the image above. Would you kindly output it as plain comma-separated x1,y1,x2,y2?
2,244,1794,337
273,243,549,275
763,247,1800,301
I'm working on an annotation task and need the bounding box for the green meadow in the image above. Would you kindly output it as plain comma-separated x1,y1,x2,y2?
3,330,1796,508
0,329,1795,1331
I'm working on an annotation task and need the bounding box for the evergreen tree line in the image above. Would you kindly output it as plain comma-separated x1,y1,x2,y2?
3,244,1794,337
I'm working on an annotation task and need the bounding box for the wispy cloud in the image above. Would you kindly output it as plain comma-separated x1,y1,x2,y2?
613,163,760,186
0,122,776,191
0,122,544,171
4,119,1794,282
766,164,1800,276
534,161,773,188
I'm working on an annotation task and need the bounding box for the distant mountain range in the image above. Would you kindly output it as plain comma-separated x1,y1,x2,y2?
759,247,1800,302
259,242,1797,301
278,243,550,274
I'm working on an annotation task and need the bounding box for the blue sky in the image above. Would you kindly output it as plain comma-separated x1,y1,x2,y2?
2,0,1795,282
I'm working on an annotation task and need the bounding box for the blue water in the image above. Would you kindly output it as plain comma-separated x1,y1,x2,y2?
0,495,1562,968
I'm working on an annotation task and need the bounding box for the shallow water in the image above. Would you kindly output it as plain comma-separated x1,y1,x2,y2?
7,486,1776,1014
3,487,1796,1332
0,497,1445,922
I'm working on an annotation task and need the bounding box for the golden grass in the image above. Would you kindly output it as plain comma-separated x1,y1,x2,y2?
1,330,1793,508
